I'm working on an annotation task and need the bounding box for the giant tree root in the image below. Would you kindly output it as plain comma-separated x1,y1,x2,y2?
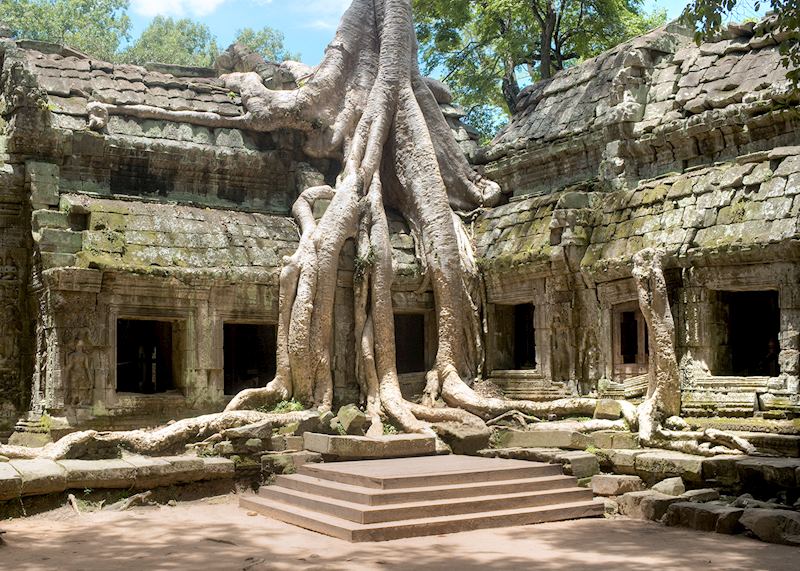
0,410,317,460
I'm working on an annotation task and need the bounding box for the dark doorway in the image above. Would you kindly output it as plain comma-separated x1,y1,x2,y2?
612,303,649,380
491,303,536,370
718,291,780,376
394,313,426,374
116,319,174,393
620,311,638,364
224,324,277,395
513,304,536,369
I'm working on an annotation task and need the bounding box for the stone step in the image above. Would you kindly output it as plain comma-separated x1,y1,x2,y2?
298,455,562,489
240,495,604,542
273,472,578,505
259,484,593,524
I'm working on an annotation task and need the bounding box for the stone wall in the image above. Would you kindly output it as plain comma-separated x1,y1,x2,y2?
474,17,800,417
479,17,800,199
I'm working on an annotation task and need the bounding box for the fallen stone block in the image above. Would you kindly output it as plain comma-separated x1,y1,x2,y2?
595,448,649,475
303,433,437,460
495,429,590,450
664,502,744,534
619,490,682,521
593,399,623,420
652,476,685,496
57,459,137,489
0,463,22,501
701,455,741,489
201,457,235,480
590,431,639,450
682,488,720,503
591,474,644,496
269,435,305,452
557,451,600,479
336,404,369,435
433,422,491,455
737,457,800,492
634,450,704,484
262,451,322,475
740,508,800,546
10,459,67,496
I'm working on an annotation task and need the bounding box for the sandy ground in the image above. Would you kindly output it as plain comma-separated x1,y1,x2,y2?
1,493,797,571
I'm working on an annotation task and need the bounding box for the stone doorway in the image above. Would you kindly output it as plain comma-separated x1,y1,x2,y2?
491,303,537,371
714,290,780,377
223,323,278,395
116,319,175,394
394,313,426,374
612,302,648,380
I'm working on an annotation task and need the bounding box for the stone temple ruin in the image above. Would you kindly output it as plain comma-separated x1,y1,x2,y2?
0,18,799,439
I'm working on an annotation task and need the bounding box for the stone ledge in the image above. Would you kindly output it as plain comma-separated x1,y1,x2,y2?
302,433,437,460
0,455,236,502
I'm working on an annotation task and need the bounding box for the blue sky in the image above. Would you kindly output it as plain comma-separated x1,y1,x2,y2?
126,1,761,65
127,0,352,64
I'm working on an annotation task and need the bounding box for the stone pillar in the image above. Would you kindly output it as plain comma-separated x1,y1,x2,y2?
779,284,800,393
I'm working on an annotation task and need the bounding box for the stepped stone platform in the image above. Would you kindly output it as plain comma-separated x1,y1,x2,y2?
241,454,603,541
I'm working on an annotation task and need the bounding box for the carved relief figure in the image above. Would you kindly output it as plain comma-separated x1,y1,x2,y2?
65,333,94,406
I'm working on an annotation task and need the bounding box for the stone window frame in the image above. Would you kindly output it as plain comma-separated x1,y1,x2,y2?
684,264,797,384
610,300,649,380
390,290,437,398
216,314,279,398
108,305,192,399
483,273,548,384
597,278,648,384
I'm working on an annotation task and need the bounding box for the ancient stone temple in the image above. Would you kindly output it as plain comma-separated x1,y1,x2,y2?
0,17,798,438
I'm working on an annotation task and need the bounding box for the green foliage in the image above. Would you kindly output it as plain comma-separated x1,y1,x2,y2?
234,26,299,62
0,0,131,61
682,0,799,86
382,422,399,435
414,0,666,141
260,398,306,414
119,16,218,67
0,2,296,69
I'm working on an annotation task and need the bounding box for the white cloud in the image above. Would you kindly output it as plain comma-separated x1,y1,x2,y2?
296,0,350,30
131,0,230,17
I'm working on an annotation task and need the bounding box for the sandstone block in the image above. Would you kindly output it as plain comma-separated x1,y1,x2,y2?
557,451,600,479
58,459,137,489
598,448,649,475
590,431,639,449
664,502,744,534
0,462,22,501
593,399,623,420
10,459,67,496
495,429,590,450
336,404,369,435
634,450,704,484
619,490,682,521
737,457,800,491
682,488,721,502
701,455,741,488
652,476,685,496
739,508,800,546
303,433,436,460
262,451,322,475
201,457,235,480
591,474,644,496
433,422,491,455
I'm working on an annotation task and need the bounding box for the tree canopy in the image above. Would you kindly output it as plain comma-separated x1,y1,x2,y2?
0,0,298,67
119,16,219,67
681,0,799,85
0,0,131,61
413,0,666,141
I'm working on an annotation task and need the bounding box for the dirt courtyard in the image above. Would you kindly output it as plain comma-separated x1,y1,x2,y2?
1,493,796,571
